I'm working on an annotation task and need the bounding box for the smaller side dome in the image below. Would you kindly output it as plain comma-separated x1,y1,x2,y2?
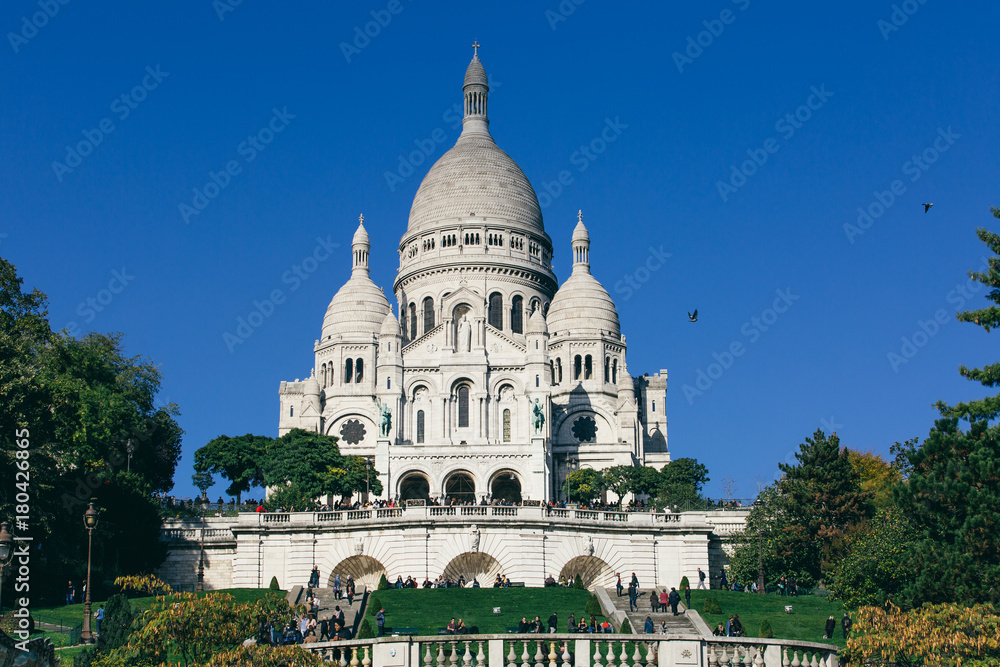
380,310,401,336
352,219,370,247
303,374,320,396
526,309,547,334
464,54,488,88
571,213,590,244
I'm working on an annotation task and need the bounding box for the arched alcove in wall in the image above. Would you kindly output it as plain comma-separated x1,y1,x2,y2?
558,555,614,591
489,470,522,503
328,555,386,590
398,471,431,501
442,552,503,584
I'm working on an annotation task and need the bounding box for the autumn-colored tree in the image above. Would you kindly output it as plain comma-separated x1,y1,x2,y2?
95,575,296,667
203,645,326,666
847,602,1000,666
847,450,901,511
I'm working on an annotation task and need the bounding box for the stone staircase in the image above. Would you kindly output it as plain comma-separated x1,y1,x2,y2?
294,585,369,636
603,588,701,636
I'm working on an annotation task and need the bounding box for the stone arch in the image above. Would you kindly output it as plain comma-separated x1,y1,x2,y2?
443,469,478,502
559,555,614,591
442,552,503,584
329,554,386,590
398,471,431,501
488,469,522,503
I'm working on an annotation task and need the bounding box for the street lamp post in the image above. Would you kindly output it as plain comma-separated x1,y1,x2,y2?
562,456,578,502
126,439,135,473
0,522,14,615
80,502,99,644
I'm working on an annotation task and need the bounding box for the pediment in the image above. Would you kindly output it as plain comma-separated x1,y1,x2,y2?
441,285,485,318
485,325,526,354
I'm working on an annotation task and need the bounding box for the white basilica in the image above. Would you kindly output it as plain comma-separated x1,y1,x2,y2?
278,50,669,504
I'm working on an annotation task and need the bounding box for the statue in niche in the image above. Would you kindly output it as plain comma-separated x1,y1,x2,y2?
499,386,514,403
531,398,545,435
584,535,594,556
354,537,364,555
470,524,480,553
376,398,392,437
457,315,472,352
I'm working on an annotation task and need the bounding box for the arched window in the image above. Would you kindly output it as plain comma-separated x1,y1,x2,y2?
585,355,593,380
530,298,540,314
355,358,364,383
457,385,470,428
536,375,540,387
652,400,656,413
574,355,582,380
344,358,353,384
556,358,563,384
612,359,618,384
511,296,523,334
290,406,294,417
503,409,511,443
423,296,434,334
604,356,610,383
549,361,555,384
488,292,503,329
387,377,391,389
408,303,417,341
416,410,425,444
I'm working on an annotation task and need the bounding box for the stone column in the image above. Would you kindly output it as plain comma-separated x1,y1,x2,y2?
375,439,390,501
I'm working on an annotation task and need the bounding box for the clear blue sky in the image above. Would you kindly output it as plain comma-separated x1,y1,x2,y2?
4,1,998,501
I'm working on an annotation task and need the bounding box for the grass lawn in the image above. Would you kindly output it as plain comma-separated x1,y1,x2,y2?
367,588,606,636
690,590,847,647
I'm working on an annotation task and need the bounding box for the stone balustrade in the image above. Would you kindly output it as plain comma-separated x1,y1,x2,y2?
301,634,839,667
160,507,723,542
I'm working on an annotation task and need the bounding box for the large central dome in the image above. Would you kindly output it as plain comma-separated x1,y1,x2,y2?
407,135,544,235
404,53,544,236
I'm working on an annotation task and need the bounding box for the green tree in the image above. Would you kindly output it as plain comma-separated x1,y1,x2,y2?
96,594,134,653
264,429,341,499
192,470,214,500
935,207,1000,422
194,434,270,506
653,457,710,507
263,482,318,512
601,465,637,505
758,618,773,638
828,509,911,608
566,468,603,503
631,465,662,498
894,418,1000,606
777,430,872,584
326,455,383,499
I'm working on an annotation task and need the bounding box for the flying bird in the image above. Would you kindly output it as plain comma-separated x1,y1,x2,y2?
688,309,698,322
923,203,934,213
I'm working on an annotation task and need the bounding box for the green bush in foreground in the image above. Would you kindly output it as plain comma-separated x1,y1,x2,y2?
269,576,280,591
585,594,602,616
620,617,632,633
703,596,721,614
679,576,690,591
357,619,374,639
758,618,774,638
377,574,390,590
573,574,585,590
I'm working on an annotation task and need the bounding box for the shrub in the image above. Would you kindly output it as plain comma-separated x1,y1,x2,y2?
758,619,773,638
573,574,585,590
703,596,721,614
377,573,390,590
619,617,632,633
269,576,280,591
368,596,381,616
585,594,602,616
357,619,374,639
97,594,134,652
679,576,690,591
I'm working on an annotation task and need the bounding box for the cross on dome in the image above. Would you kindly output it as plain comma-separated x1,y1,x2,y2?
471,40,480,56
359,213,364,224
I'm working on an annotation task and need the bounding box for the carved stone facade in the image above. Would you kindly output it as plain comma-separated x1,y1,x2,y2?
278,50,670,503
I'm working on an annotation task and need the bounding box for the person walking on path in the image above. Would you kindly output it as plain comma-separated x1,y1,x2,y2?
697,568,706,589
376,608,386,636
668,588,680,616
616,573,623,597
66,581,75,605
627,583,638,612
842,613,853,639
94,605,105,636
824,615,836,640
630,572,639,589
649,590,658,613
